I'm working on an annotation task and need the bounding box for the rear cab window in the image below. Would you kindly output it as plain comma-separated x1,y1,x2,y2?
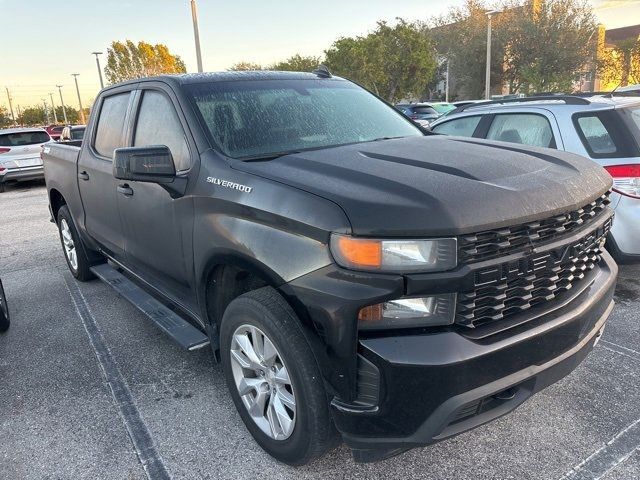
0,131,51,146
573,109,640,159
93,92,131,159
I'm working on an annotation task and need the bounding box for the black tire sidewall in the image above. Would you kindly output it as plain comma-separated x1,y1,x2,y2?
220,289,330,465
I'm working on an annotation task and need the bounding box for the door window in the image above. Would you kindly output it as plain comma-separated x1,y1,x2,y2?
486,113,555,148
134,91,190,171
431,116,482,137
575,115,617,155
94,93,130,158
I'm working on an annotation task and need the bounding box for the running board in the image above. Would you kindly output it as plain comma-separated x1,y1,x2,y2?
90,263,210,351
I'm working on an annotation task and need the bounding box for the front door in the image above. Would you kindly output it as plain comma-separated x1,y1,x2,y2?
116,86,197,311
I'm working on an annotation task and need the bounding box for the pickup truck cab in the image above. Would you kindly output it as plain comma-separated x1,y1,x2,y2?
43,71,616,465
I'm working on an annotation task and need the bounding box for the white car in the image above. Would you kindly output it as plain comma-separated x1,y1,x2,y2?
0,128,53,192
429,95,640,262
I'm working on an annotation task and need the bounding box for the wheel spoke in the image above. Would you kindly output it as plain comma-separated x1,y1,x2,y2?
262,336,278,367
237,377,263,396
274,365,291,385
247,387,269,418
269,394,294,438
276,387,296,411
233,333,263,370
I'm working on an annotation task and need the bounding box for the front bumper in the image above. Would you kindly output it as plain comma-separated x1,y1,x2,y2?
332,251,616,461
284,212,618,462
0,165,44,184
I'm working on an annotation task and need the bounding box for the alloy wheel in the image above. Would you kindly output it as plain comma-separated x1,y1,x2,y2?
60,219,78,271
229,324,297,440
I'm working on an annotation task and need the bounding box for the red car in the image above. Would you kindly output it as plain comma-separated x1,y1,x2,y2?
45,125,65,141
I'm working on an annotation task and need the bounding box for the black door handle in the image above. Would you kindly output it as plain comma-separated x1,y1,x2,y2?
78,171,89,181
117,184,134,196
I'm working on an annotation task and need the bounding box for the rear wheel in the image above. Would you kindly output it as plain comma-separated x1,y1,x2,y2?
57,205,96,281
0,183,6,193
220,287,337,465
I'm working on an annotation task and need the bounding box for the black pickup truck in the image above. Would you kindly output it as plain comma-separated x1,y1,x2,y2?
43,71,617,465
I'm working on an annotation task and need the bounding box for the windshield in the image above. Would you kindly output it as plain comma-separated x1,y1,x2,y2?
187,79,422,159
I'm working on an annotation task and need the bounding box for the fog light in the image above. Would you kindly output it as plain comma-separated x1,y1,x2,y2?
358,294,456,330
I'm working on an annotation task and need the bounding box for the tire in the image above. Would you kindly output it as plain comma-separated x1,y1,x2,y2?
0,279,9,333
57,205,96,281
0,183,6,193
220,286,337,465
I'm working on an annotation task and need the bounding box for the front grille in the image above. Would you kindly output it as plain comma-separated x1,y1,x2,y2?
458,192,611,264
456,216,612,328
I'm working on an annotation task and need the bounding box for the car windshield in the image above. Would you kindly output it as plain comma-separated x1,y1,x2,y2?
431,103,456,114
187,79,422,159
0,131,50,146
413,106,438,115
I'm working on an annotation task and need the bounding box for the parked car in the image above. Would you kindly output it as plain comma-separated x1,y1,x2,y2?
45,125,65,141
0,127,52,192
43,72,616,465
395,103,439,127
59,125,86,143
0,278,9,333
428,101,456,115
429,95,640,262
451,99,490,108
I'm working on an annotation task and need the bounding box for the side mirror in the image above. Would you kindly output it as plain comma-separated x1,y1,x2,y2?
113,145,176,184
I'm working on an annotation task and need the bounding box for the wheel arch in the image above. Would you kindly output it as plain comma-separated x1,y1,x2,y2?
49,188,67,221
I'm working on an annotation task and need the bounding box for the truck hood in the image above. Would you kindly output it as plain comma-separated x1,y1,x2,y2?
232,136,612,236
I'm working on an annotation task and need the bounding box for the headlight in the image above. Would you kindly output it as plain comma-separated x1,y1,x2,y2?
330,234,457,273
358,294,456,330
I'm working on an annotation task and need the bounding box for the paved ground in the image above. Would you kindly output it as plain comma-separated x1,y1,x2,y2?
1,181,639,480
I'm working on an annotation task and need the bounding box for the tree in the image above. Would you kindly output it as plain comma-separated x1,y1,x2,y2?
270,54,322,72
502,0,597,93
325,20,437,102
599,37,640,88
430,0,512,98
0,106,12,128
54,106,80,124
19,106,46,126
104,40,187,84
228,61,264,71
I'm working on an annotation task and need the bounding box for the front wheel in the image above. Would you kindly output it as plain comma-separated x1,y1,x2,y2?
0,279,10,332
220,287,337,465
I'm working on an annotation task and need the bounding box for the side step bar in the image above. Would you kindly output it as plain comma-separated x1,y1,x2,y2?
90,263,210,351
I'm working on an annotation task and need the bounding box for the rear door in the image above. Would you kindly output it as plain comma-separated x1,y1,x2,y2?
77,87,135,259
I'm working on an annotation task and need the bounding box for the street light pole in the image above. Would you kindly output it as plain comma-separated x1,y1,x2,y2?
56,85,68,124
49,92,58,123
92,51,105,89
5,87,16,125
190,0,204,72
445,58,450,103
71,74,85,124
42,99,51,125
485,11,498,100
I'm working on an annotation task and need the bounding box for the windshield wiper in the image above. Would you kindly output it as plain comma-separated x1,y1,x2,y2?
240,150,303,162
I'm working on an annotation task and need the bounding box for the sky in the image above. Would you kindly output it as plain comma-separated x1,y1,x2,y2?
1,0,638,113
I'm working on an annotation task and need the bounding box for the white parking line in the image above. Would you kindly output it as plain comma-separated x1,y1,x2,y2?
600,339,640,357
559,417,640,480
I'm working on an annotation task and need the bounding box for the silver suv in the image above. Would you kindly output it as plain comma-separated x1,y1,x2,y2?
430,95,640,262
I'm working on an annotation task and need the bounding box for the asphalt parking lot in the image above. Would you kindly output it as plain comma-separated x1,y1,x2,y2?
1,181,639,480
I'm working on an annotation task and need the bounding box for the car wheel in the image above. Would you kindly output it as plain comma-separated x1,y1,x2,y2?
0,279,9,332
57,205,95,281
220,286,337,465
0,183,6,193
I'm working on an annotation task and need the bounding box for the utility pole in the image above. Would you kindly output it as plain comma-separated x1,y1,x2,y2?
485,10,501,100
71,74,85,124
56,85,68,124
5,87,16,125
49,92,58,123
92,51,105,89
17,105,22,126
42,99,51,125
190,0,204,72
445,58,450,103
